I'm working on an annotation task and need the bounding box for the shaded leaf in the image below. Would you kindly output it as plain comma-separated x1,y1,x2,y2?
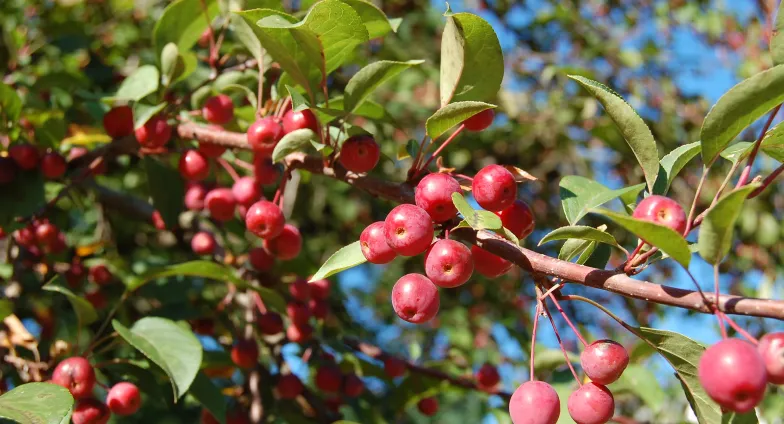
285,85,310,112
559,238,594,262
760,121,784,162
133,102,167,130
720,142,754,165
0,383,74,424
426,101,496,140
0,171,45,232
0,299,11,321
539,225,623,251
344,60,424,113
609,364,665,412
451,192,502,230
310,241,367,281
189,373,227,424
0,83,22,126
43,279,99,325
142,156,185,230
654,141,701,194
115,65,160,102
271,129,318,162
697,184,758,265
153,0,220,59
772,0,784,65
339,0,398,39
222,84,257,110
722,411,760,424
559,176,645,224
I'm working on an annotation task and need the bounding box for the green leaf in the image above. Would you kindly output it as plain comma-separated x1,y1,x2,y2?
559,238,594,262
160,43,181,87
271,128,318,163
440,12,504,106
344,60,424,113
760,121,784,162
142,156,185,230
0,383,74,424
539,225,623,251
608,364,665,412
720,142,754,165
0,299,11,321
697,184,758,265
533,346,579,371
285,85,310,112
153,0,220,59
772,0,784,65
113,317,202,401
43,280,99,325
310,241,367,281
722,411,759,424
0,83,22,125
188,373,227,424
700,64,784,164
654,141,701,195
339,0,398,39
128,260,285,312
132,102,167,130
115,65,160,102
451,193,502,230
594,208,691,268
559,176,645,224
426,101,496,140
222,84,257,110
569,75,659,192
0,171,45,232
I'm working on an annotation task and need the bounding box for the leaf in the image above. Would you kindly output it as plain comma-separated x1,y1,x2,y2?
344,60,424,113
115,65,160,102
310,241,367,281
132,102,167,130
451,192,502,230
539,225,623,251
559,176,645,224
153,0,220,59
128,260,285,312
533,346,579,371
339,0,398,39
271,129,318,163
654,141,701,195
160,43,182,87
559,239,594,262
609,364,665,411
697,184,758,265
0,83,22,125
720,142,754,165
426,101,496,140
113,317,202,401
43,280,99,325
700,64,784,164
142,156,185,230
0,383,74,424
772,0,784,65
760,121,784,162
440,12,504,106
722,411,759,424
0,171,45,232
222,84,257,110
188,373,227,424
285,85,310,112
0,299,11,321
569,75,659,191
594,208,691,268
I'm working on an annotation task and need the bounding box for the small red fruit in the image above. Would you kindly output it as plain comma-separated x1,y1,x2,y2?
309,299,328,319
339,134,380,173
277,373,304,399
191,231,216,255
391,273,440,324
309,278,330,300
282,109,319,134
417,397,439,416
205,188,237,221
475,363,500,390
315,365,343,393
264,224,302,260
632,195,688,235
184,182,208,210
471,245,513,278
72,398,111,424
231,338,259,369
343,373,364,397
472,164,517,211
35,222,59,246
66,261,86,288
41,152,67,179
89,264,113,286
103,106,134,139
286,302,310,327
567,382,614,424
247,117,284,157
509,380,560,424
496,200,535,239
151,210,167,230
258,312,284,335
14,225,36,247
415,173,463,222
360,221,396,264
179,150,210,181
245,200,285,239
253,156,279,185
424,239,473,288
698,338,767,412
232,177,261,207
580,340,629,385
383,204,434,257
758,332,784,384
202,94,234,125
9,144,40,170
248,247,274,271
135,115,171,148
106,382,141,415
384,357,407,378
286,323,313,343
289,279,310,302
198,142,227,158
463,109,494,132
51,357,96,399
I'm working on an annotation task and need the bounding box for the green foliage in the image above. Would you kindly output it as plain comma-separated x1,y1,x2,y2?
43,278,99,325
272,128,318,162
426,101,496,140
0,383,74,424
188,373,227,424
344,60,424,113
559,176,645,225
539,225,624,252
310,241,366,281
595,209,691,268
0,170,44,231
153,0,220,60
772,1,784,65
114,65,161,103
654,141,701,195
451,192,502,230
143,156,184,229
698,184,759,265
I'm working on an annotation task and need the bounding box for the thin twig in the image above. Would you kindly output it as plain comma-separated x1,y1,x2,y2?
736,104,781,188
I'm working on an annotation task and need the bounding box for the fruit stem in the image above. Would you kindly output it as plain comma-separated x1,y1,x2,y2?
713,264,728,339
546,291,588,347
252,292,267,314
409,134,430,178
415,124,465,179
560,295,641,337
529,301,542,381
217,158,241,182
621,240,645,273
683,166,710,236
233,158,254,172
736,104,781,189
719,311,759,344
749,162,784,198
82,332,118,357
276,96,292,119
198,0,216,67
537,286,582,385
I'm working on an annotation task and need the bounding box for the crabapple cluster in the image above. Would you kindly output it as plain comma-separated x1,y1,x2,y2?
0,142,67,185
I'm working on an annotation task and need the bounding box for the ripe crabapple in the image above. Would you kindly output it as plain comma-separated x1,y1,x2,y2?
309,278,330,300
232,176,261,207
202,94,234,125
289,278,311,302
384,357,407,378
151,210,167,230
424,239,474,288
417,397,439,416
463,109,494,132
51,357,96,399
339,134,380,173
205,188,237,221
89,264,113,286
0,156,17,184
286,302,310,327
72,398,111,424
471,245,513,278
509,380,560,424
184,182,208,210
264,224,302,260
248,247,274,271
192,318,214,335
282,109,319,134
178,149,210,181
286,322,313,343
191,231,216,256
103,105,134,139
258,312,284,335
580,340,629,385
35,221,59,246
472,164,517,211
277,374,304,399
106,382,141,415
391,273,440,324
245,200,285,239
698,338,767,413
231,338,259,369
253,156,279,185
66,261,86,288
198,141,227,158
41,152,67,179
384,204,434,256
415,173,463,222
632,195,688,235
247,117,284,157
343,373,365,397
496,200,535,239
360,221,397,264
309,299,329,320
475,363,500,390
315,365,343,393
9,144,40,170
567,382,614,424
85,290,107,309
14,225,36,247
758,332,784,384
135,115,171,148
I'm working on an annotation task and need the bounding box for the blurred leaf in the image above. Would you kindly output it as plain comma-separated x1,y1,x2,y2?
0,299,11,321
654,141,701,194
133,102,167,130
222,84,257,110
569,75,659,191
697,184,758,265
0,83,22,126
700,64,784,164
720,142,754,165
142,156,184,229
310,241,366,281
272,128,317,162
344,60,424,113
160,43,181,87
426,101,496,140
188,373,227,424
533,346,579,371
340,0,398,39
113,317,202,401
115,65,160,102
722,411,760,424
451,192,502,230
609,364,665,411
583,242,612,269
0,383,74,424
0,171,45,231
760,121,784,162
772,0,784,65
539,225,623,251
153,0,220,59
43,279,99,325
285,85,310,112
559,176,645,224
558,238,593,262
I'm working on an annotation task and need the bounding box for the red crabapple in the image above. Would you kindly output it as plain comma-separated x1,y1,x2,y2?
567,382,614,424
0,156,17,184
286,323,313,343
509,380,560,424
258,312,284,335
135,115,171,148
191,231,216,255
286,302,311,326
14,226,35,247
415,173,462,222
309,299,329,319
475,363,500,390
51,357,96,399
391,273,440,324
580,340,629,385
339,134,380,173
103,106,134,139
184,182,208,210
106,382,141,415
496,200,535,239
248,247,274,271
198,141,226,158
253,156,279,185
384,204,434,256
85,290,107,309
9,144,40,170
277,374,304,399
360,221,396,264
247,117,284,157
89,264,113,286
424,239,474,288
66,261,86,288
232,176,261,207
758,332,784,384
205,188,237,221
264,224,302,260
463,109,494,132
698,338,767,412
202,94,234,124
41,152,67,179
417,397,439,416
471,245,513,278
178,149,210,181
72,398,111,424
343,374,365,397
231,338,259,369
315,365,343,393
35,221,59,246
309,278,330,300
289,278,311,302
245,200,285,239
632,195,688,235
282,109,319,134
472,164,517,211
384,357,407,378
151,210,167,230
